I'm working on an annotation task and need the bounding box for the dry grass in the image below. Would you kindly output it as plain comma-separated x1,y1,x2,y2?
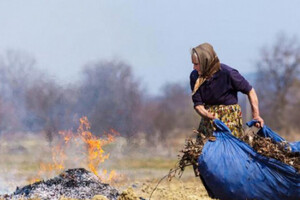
0,132,213,200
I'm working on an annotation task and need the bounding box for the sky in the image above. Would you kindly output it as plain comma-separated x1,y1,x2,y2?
0,0,300,94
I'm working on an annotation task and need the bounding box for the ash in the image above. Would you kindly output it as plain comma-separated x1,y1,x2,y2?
1,168,119,200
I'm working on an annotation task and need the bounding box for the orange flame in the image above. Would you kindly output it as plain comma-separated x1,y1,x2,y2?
32,116,119,183
77,116,116,177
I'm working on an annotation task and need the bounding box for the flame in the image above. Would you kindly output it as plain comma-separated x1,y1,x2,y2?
77,116,116,178
59,130,73,144
32,116,119,183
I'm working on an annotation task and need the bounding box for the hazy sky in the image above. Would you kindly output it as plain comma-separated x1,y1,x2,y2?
0,0,300,94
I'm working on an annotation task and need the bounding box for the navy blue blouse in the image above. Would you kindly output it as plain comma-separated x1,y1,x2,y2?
190,63,252,107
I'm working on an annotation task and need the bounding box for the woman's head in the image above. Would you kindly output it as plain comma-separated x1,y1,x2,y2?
191,43,220,77
191,43,221,95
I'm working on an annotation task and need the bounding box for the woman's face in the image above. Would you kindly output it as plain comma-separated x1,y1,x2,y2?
192,53,201,73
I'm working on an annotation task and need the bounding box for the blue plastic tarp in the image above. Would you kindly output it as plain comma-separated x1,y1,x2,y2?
198,119,300,200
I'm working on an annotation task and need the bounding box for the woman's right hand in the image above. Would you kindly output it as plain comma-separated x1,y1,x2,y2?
194,105,216,120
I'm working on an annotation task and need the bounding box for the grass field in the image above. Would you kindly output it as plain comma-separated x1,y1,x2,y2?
0,131,213,200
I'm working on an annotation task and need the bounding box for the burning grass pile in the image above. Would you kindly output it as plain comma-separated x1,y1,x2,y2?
170,129,300,179
1,168,119,200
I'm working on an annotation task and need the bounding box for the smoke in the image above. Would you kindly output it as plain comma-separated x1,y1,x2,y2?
0,49,197,194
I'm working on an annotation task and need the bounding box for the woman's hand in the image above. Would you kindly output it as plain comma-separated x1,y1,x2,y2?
253,116,264,128
194,105,216,120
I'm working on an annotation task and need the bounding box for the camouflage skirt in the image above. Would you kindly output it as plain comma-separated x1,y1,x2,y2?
198,104,244,138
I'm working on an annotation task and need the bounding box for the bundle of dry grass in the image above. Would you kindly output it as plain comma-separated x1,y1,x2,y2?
168,137,204,180
240,130,300,171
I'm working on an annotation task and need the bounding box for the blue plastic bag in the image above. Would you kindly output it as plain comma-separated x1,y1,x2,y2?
198,119,300,200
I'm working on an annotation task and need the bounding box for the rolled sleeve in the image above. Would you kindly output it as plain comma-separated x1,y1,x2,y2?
192,92,204,107
230,69,252,94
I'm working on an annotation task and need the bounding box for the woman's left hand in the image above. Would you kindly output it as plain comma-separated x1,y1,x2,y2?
253,116,264,128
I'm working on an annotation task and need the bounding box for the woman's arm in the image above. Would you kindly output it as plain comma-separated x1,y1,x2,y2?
194,105,216,120
247,88,264,127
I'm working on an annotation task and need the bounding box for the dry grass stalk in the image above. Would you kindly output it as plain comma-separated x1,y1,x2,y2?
168,137,205,181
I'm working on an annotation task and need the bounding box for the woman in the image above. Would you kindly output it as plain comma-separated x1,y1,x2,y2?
190,43,264,138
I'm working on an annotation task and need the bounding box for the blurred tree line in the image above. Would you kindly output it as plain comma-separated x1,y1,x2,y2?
0,33,299,145
0,53,197,145
255,33,300,137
